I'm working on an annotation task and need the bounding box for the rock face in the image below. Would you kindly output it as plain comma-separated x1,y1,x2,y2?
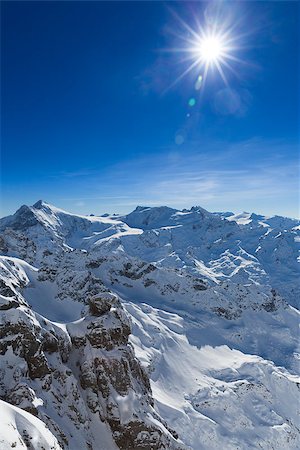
0,201,299,449
0,257,181,449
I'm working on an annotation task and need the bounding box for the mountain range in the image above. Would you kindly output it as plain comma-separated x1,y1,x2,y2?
0,200,299,449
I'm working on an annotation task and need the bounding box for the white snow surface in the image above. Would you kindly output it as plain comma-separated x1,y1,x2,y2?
124,301,300,450
0,399,61,449
0,200,299,449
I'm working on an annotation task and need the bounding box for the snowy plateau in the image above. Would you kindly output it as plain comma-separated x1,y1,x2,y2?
0,200,299,450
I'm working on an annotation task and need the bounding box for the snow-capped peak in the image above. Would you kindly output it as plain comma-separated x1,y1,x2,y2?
121,204,217,230
121,205,179,230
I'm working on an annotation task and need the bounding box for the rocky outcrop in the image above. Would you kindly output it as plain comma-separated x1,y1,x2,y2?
0,258,181,449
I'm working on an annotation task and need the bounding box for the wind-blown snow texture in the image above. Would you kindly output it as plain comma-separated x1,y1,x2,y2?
0,201,299,449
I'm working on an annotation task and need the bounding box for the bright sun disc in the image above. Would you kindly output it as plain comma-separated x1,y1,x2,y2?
197,35,224,63
164,9,245,89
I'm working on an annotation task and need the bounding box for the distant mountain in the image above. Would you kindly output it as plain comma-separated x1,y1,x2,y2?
0,201,299,449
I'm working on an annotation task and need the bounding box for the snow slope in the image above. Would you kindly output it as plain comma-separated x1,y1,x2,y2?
0,399,61,450
125,301,300,450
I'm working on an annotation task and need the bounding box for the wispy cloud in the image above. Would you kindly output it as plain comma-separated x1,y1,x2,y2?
51,137,299,217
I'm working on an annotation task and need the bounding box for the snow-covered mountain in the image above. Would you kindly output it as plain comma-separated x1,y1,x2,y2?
0,201,299,449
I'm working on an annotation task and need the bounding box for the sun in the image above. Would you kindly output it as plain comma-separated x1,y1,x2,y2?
188,28,234,84
163,7,248,91
196,35,225,64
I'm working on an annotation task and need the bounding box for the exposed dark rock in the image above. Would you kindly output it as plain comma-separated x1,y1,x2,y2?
119,262,156,280
86,259,105,269
0,279,16,298
193,283,207,291
0,298,19,310
0,236,8,253
143,279,156,288
110,419,169,450
212,307,240,320
88,293,116,316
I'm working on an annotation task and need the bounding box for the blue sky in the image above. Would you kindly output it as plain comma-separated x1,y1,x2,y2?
1,1,299,217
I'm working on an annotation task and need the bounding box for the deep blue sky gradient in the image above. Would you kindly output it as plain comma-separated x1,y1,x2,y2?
1,1,299,216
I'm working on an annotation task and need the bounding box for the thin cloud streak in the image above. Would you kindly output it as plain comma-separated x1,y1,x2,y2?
51,138,299,218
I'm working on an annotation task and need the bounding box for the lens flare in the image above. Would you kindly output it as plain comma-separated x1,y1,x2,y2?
188,98,196,107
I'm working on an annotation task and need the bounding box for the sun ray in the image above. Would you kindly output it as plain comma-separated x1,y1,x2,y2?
218,58,241,79
167,7,204,43
163,57,203,94
215,60,229,86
